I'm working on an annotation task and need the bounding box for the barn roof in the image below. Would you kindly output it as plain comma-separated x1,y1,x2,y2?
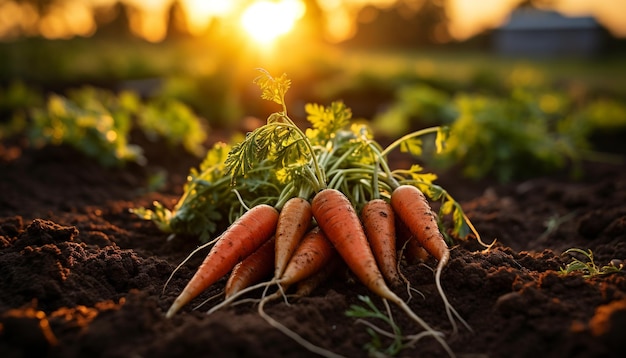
500,8,599,31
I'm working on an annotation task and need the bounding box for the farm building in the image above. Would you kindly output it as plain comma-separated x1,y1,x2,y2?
493,7,605,58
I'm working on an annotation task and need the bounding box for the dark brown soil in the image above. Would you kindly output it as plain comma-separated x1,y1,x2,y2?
1,133,625,358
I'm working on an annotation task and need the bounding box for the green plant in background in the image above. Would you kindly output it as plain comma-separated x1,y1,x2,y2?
137,97,207,156
444,88,626,182
372,83,456,137
374,76,626,182
441,90,577,182
0,81,44,112
538,211,578,241
0,114,28,141
29,90,144,167
24,86,208,167
0,81,43,140
563,97,626,144
560,248,624,278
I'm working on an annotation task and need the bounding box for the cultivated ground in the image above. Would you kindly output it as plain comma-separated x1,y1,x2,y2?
1,129,625,357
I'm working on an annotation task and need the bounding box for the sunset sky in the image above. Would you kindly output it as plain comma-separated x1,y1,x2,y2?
0,0,624,43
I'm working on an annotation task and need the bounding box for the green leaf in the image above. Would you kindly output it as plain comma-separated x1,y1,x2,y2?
399,137,422,156
28,88,145,167
305,101,352,143
560,248,623,278
435,126,449,153
345,295,407,357
253,68,291,106
452,203,470,238
225,122,309,183
199,142,231,173
440,199,455,215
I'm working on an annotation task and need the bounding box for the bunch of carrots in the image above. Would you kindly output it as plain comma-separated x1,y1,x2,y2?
143,70,488,357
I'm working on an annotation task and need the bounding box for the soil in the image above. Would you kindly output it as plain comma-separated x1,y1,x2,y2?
1,131,625,358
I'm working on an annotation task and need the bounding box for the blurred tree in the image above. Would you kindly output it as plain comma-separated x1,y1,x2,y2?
165,0,192,40
342,0,450,48
93,1,133,38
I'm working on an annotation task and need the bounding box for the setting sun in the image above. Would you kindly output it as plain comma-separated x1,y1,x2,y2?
240,0,305,45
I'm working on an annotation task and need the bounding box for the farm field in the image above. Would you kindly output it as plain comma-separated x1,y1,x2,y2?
1,36,626,357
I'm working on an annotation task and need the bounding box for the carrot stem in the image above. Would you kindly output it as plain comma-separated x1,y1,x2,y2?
380,126,442,158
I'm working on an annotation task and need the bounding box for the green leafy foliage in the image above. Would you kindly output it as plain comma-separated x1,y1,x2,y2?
0,82,43,140
373,80,626,182
253,69,291,107
25,86,207,167
305,101,352,143
29,91,144,167
225,121,309,185
137,98,207,156
131,201,173,233
225,69,327,196
0,81,43,110
372,84,455,137
442,92,572,182
133,140,284,242
345,295,407,357
560,248,624,278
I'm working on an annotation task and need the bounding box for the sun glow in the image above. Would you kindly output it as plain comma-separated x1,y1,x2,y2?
183,0,235,34
240,0,305,45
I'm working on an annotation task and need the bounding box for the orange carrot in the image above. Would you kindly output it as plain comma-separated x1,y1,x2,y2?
165,204,279,318
256,226,343,358
391,185,448,264
279,226,335,288
311,188,453,356
294,254,342,297
208,227,331,316
391,184,471,335
361,198,401,287
405,238,430,264
212,227,334,313
311,189,389,298
395,217,430,264
274,197,312,279
224,236,276,299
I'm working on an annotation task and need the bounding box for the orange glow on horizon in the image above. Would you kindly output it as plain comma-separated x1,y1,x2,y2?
0,0,624,42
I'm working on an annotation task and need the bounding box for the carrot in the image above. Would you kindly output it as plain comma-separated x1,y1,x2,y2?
274,197,312,279
279,226,335,289
224,236,276,299
254,226,342,358
206,216,325,316
361,198,401,287
165,204,279,318
405,238,430,264
210,226,335,313
390,185,448,264
311,188,453,356
294,254,342,297
311,189,391,298
395,217,430,264
391,184,471,336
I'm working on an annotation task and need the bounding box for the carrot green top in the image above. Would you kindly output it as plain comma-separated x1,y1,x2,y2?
136,68,484,246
